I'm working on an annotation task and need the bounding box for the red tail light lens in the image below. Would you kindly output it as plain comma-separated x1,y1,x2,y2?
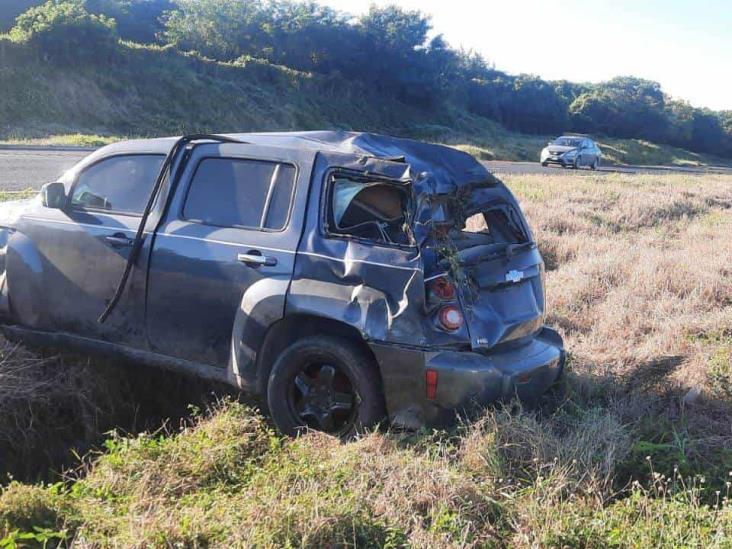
430,276,456,300
438,305,464,331
425,369,438,399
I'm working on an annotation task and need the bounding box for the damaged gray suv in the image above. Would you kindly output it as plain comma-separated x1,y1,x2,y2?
0,132,564,436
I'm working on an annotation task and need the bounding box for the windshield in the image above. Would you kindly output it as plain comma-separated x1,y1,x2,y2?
553,138,582,147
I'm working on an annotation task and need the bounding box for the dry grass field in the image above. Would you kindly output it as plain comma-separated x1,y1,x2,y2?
1,171,732,547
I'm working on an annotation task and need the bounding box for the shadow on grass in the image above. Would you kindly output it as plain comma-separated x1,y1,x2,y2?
0,344,245,483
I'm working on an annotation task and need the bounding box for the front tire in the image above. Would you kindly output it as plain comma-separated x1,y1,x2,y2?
266,335,386,438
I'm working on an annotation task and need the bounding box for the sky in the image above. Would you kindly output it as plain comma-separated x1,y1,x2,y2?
311,0,732,111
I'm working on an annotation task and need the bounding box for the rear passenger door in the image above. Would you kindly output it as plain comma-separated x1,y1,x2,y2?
145,143,314,367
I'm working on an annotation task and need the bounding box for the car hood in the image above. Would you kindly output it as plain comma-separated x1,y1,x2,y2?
545,145,578,154
0,197,36,229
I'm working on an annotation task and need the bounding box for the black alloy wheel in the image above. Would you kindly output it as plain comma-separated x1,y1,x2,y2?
267,335,386,437
290,362,358,434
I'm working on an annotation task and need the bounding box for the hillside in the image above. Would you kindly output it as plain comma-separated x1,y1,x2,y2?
2,171,732,546
1,40,728,168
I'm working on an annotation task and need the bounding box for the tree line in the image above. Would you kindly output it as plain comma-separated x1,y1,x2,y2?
3,0,732,158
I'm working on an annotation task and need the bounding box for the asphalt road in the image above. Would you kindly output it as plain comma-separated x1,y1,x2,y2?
0,148,90,191
484,160,732,176
1,147,730,192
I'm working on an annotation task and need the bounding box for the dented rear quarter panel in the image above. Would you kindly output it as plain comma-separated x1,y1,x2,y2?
286,151,430,345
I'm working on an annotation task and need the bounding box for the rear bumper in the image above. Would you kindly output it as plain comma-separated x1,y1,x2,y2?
371,327,565,429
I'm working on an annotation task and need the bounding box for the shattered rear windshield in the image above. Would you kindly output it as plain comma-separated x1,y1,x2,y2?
463,208,527,244
328,174,413,246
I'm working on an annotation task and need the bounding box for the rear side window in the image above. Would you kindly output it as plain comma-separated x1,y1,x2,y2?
183,158,296,230
70,154,164,215
327,174,413,246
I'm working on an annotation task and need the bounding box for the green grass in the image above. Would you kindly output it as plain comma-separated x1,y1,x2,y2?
0,189,36,202
0,133,120,147
1,400,731,548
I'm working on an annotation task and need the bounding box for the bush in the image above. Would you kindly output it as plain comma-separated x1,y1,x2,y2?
9,0,118,63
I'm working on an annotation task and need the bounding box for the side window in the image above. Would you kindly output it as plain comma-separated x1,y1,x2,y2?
70,155,164,215
327,174,413,246
183,158,295,230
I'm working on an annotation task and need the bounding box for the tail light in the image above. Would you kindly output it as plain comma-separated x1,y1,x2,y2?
425,369,438,399
438,305,464,331
429,276,456,300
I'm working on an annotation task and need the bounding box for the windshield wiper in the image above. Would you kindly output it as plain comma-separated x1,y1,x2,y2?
98,134,247,323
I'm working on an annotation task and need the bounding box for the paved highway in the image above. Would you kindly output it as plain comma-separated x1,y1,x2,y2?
0,148,90,191
484,160,732,176
1,146,729,192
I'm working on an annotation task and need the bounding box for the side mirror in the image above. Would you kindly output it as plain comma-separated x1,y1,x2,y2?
41,182,66,209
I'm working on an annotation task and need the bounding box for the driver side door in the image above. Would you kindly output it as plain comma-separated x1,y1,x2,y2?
12,153,163,345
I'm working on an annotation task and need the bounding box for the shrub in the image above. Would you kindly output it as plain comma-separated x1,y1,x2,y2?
9,0,117,64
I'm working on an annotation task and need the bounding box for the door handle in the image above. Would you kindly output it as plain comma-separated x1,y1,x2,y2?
237,252,277,267
105,233,133,248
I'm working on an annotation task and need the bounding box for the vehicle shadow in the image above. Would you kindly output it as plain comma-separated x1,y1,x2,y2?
0,341,252,482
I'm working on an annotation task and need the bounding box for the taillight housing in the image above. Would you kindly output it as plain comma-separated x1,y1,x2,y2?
429,276,456,301
438,305,464,331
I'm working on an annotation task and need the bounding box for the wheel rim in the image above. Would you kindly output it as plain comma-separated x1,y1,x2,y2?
288,362,359,434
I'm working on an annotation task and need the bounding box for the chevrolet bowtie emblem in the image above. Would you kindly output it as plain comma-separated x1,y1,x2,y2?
505,270,524,283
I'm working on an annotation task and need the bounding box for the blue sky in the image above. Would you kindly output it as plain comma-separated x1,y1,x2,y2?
313,0,732,111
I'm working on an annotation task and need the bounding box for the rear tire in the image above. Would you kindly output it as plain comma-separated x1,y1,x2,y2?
591,158,599,170
266,335,386,438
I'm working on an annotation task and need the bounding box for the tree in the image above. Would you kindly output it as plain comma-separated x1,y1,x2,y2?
163,0,275,60
265,1,357,73
0,0,45,33
10,0,118,63
84,0,174,43
569,77,669,141
353,5,444,106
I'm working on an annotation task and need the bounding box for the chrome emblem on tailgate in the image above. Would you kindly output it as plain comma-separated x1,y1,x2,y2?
505,270,524,283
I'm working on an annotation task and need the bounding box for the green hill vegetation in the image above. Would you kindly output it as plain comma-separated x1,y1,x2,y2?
1,0,731,166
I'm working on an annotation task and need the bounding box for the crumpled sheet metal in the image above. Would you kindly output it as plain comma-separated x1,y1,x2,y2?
281,140,477,348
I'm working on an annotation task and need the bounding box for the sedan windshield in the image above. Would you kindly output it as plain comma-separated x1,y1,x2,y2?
553,138,582,147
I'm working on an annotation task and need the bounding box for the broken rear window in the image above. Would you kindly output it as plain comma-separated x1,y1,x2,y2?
327,174,413,246
463,208,528,244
